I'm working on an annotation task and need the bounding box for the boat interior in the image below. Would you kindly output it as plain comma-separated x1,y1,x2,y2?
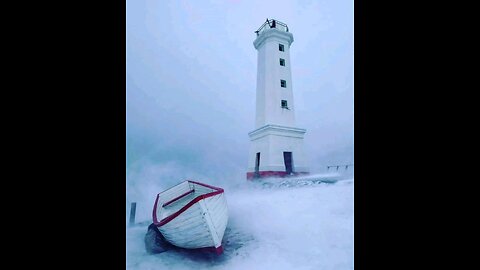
159,182,215,219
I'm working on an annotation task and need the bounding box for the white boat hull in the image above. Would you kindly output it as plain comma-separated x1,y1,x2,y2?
152,180,228,254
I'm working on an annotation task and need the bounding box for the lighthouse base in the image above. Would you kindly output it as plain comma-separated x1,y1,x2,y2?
246,171,309,180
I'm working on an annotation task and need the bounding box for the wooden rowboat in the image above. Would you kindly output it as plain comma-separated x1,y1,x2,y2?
151,180,228,254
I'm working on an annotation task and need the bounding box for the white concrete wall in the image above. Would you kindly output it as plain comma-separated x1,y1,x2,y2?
254,29,295,128
247,125,308,172
268,134,308,172
247,135,269,171
248,27,309,174
247,134,308,172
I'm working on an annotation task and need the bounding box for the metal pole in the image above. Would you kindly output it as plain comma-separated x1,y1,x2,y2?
129,202,137,227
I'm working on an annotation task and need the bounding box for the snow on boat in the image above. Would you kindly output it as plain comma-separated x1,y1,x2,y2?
151,180,228,254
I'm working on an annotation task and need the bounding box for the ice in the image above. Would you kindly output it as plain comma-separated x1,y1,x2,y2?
127,178,353,269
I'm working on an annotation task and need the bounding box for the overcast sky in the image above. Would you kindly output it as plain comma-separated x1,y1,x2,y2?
127,0,353,182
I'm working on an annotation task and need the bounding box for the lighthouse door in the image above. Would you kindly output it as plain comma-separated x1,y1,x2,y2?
283,152,293,174
255,152,260,175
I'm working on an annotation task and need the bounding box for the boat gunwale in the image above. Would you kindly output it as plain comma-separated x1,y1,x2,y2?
162,189,195,207
152,180,224,227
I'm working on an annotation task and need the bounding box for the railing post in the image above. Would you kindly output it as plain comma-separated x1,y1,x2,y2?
129,202,137,227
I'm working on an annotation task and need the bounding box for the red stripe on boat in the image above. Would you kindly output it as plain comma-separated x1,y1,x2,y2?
152,181,224,227
152,194,160,226
187,180,224,192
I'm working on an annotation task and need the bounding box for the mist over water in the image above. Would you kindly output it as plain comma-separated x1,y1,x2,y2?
127,0,354,187
126,158,353,227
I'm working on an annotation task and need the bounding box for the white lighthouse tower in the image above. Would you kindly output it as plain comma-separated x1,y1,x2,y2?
247,19,309,180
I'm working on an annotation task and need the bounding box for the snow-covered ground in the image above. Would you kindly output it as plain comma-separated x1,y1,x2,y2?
126,176,353,269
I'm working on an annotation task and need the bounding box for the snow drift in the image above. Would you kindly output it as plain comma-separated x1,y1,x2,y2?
127,176,353,269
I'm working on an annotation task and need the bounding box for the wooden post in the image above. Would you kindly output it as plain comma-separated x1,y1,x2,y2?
129,202,136,227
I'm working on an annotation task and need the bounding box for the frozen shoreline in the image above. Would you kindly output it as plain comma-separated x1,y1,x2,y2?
127,179,353,269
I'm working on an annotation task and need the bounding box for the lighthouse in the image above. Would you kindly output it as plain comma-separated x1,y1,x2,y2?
247,19,309,180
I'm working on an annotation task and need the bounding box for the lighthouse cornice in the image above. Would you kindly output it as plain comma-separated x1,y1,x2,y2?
248,124,306,140
253,29,294,50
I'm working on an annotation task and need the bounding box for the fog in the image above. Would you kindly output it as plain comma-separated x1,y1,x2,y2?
127,0,353,182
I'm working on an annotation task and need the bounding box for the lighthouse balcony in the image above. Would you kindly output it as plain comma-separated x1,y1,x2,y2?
255,19,289,36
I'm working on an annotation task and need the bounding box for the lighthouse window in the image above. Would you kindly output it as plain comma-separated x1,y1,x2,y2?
279,44,284,51
280,58,285,66
281,100,288,108
281,80,286,88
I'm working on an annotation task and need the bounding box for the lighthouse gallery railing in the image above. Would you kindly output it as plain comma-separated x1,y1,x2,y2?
255,19,289,36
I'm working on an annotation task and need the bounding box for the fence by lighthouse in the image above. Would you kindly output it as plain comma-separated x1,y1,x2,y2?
327,164,354,172
326,164,354,178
